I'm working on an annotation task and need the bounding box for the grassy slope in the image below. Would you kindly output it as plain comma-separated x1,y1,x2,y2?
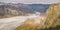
40,3,60,30
15,17,41,30
44,3,60,28
15,3,60,30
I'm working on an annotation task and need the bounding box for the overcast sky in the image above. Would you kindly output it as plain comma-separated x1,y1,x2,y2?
0,0,60,4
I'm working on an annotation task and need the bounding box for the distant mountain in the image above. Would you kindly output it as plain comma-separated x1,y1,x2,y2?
14,4,50,13
0,2,50,17
27,4,50,13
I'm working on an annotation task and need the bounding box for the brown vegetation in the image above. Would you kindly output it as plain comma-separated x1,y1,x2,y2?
15,3,60,30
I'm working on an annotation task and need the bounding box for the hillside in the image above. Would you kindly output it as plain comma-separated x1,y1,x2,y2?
15,3,60,30
44,3,60,28
15,17,42,30
41,3,60,30
0,2,50,18
0,6,23,18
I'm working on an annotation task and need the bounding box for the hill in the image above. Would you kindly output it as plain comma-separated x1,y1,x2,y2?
44,3,60,28
15,17,42,30
41,3,60,30
0,2,50,18
15,3,60,30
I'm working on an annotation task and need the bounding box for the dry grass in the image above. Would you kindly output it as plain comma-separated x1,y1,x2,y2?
44,3,60,28
15,17,42,30
15,3,60,30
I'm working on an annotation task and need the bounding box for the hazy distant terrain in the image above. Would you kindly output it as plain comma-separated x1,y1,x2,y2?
0,2,50,18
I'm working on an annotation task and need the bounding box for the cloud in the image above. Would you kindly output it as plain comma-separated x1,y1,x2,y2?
0,0,60,4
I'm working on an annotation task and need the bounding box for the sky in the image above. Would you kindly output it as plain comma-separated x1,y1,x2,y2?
0,0,60,4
